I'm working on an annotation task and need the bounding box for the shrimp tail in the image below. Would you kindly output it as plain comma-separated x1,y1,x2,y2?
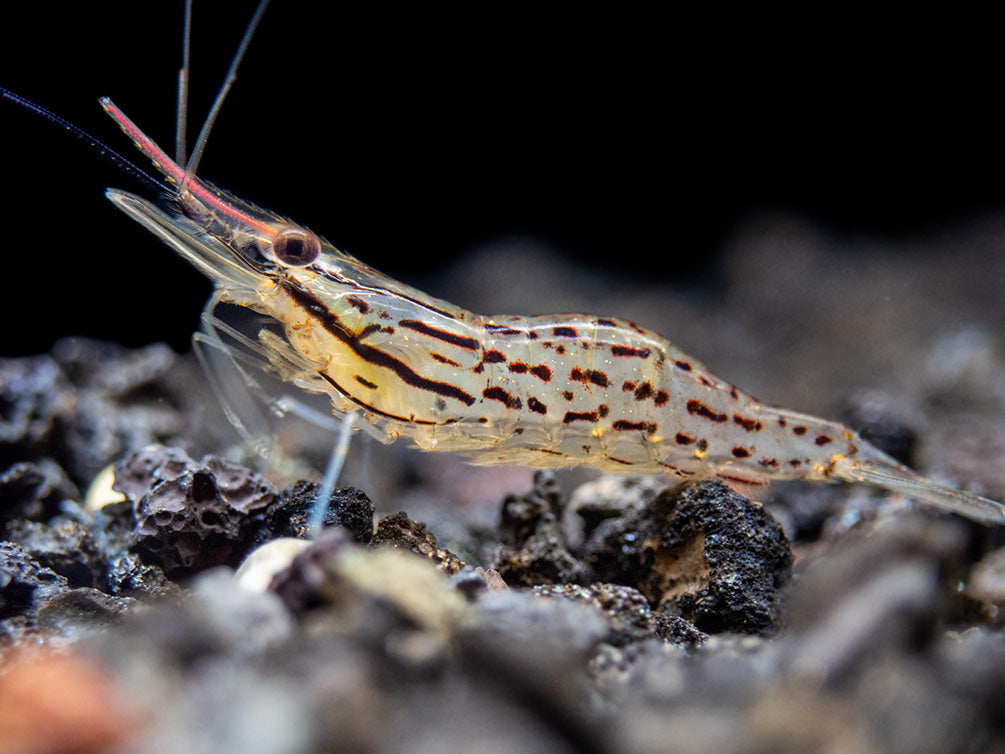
832,448,1005,525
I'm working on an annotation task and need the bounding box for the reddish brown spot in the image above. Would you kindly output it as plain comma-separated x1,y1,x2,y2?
675,433,695,445
553,326,578,338
626,321,647,334
815,434,833,446
473,363,484,374
793,426,807,436
606,456,634,465
674,360,692,371
570,368,608,388
777,417,787,427
614,420,657,432
731,447,751,458
789,459,802,467
686,400,727,423
354,375,378,389
699,376,713,387
654,390,669,407
528,397,547,414
346,295,370,314
508,362,529,374
596,318,618,327
556,345,566,355
538,447,562,454
562,390,574,401
381,326,395,334
483,386,521,409
696,439,708,452
759,458,779,468
484,350,507,363
379,311,391,320
622,381,636,392
563,410,599,424
634,382,654,401
431,353,460,367
478,417,489,424
598,404,610,418
733,414,763,432
611,345,651,358
514,427,524,434
528,331,539,339
729,386,739,400
530,364,552,381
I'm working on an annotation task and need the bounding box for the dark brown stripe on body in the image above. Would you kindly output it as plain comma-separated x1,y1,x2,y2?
281,279,476,406
399,319,480,350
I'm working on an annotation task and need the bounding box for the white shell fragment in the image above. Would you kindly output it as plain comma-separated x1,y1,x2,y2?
235,538,312,592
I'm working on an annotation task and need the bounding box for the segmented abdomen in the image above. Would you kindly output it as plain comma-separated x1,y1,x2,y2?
272,274,851,478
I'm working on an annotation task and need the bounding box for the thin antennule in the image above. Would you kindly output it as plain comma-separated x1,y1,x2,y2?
175,0,193,166
180,0,272,194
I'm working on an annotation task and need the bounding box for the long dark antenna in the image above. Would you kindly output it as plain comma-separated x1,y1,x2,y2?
175,0,194,166
0,87,170,195
179,0,272,194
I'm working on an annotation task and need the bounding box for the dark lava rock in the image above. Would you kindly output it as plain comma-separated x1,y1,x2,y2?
0,541,135,642
1,541,68,622
5,514,103,589
583,479,793,635
255,480,375,544
1,340,205,490
0,460,80,528
534,583,706,648
0,355,76,470
372,511,466,575
491,471,591,587
114,445,276,579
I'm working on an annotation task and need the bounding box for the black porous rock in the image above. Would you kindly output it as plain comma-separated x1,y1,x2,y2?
113,445,276,579
0,460,80,528
253,480,375,544
534,582,706,648
0,541,68,623
583,479,793,635
491,471,592,587
372,511,466,575
1,340,208,490
0,355,75,470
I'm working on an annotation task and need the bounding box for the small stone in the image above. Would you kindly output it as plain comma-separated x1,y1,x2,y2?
373,512,465,575
113,446,276,579
583,479,792,635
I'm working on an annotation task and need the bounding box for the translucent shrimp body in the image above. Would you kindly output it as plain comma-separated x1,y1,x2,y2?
102,102,1005,526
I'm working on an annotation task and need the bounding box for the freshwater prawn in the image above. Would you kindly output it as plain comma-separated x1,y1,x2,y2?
6,5,1005,527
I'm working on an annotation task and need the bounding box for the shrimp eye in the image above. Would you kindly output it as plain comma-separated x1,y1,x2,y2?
272,227,321,266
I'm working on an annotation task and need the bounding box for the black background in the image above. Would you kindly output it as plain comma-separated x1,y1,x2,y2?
4,4,1004,355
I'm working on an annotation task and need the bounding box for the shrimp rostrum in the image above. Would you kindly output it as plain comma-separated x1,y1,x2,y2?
100,100,1005,526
